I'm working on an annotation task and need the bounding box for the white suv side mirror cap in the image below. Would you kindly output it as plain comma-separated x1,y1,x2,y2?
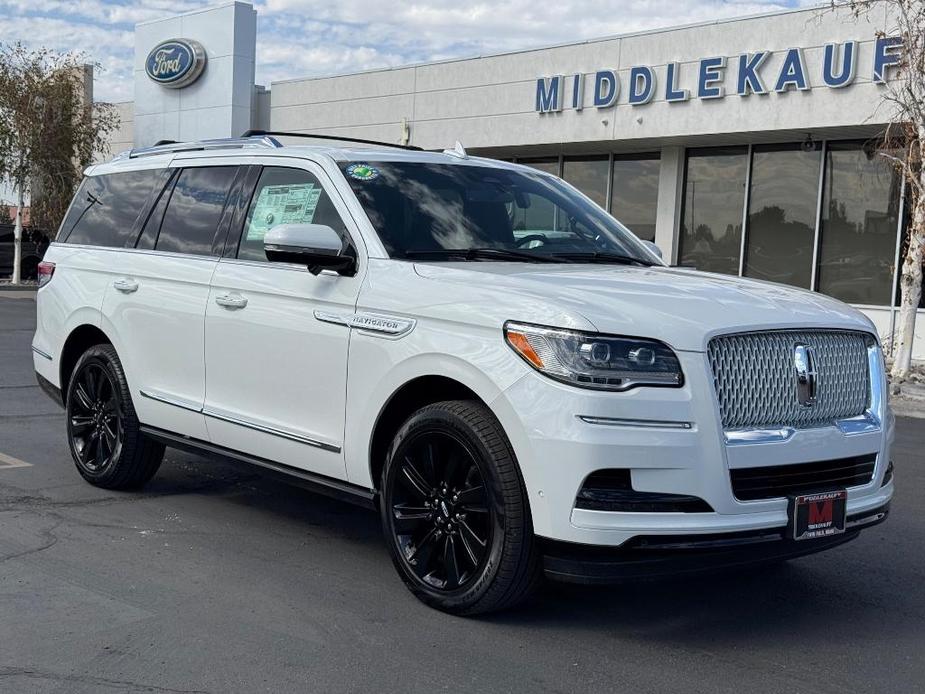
264,223,342,255
263,223,355,275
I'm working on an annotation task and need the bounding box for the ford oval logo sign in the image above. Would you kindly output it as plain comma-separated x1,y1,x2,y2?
145,39,206,89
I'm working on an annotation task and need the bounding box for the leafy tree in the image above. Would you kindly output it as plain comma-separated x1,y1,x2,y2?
0,43,118,283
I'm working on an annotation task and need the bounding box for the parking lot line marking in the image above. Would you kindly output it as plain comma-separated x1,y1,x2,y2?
0,452,32,469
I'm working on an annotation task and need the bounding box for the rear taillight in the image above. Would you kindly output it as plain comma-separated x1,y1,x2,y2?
37,261,55,288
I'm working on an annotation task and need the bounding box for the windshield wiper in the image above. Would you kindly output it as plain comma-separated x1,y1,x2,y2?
548,251,653,267
403,248,560,263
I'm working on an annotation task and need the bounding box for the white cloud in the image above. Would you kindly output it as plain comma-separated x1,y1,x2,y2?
2,0,821,101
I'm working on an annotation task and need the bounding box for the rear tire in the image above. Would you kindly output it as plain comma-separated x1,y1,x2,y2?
65,344,164,489
380,400,541,615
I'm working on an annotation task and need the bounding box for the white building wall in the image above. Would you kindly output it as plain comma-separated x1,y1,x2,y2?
100,101,134,161
269,4,894,151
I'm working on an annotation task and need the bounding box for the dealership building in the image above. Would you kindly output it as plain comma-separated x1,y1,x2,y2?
101,0,923,358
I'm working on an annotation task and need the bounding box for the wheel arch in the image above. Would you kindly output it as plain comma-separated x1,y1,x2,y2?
368,375,484,493
59,324,114,400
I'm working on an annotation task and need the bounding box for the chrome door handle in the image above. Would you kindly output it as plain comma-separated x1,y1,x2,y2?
112,278,139,293
215,293,248,309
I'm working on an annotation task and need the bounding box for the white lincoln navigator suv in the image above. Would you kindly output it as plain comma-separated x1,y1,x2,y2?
33,132,894,614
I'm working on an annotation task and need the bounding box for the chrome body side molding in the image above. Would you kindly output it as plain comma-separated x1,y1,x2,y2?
202,406,341,453
140,390,341,453
139,389,202,412
31,345,53,361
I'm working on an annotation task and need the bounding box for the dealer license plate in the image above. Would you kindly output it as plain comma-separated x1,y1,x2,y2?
788,490,847,541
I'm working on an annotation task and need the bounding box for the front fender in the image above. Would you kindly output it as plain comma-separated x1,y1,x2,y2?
342,321,529,489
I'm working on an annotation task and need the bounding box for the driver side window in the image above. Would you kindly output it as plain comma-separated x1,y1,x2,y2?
238,167,348,262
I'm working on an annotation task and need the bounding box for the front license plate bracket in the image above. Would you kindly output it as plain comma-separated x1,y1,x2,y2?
788,490,847,541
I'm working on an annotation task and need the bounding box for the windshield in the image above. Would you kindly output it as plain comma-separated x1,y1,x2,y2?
338,160,657,265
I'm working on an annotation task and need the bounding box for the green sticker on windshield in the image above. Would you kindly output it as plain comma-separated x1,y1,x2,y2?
346,163,380,181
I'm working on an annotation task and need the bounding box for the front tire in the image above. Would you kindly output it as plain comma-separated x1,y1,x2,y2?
380,400,541,615
65,344,164,489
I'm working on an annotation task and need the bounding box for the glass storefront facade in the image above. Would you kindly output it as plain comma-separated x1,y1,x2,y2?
515,140,907,310
679,147,748,275
819,143,903,306
516,153,661,243
678,139,905,307
563,156,609,209
743,143,821,289
610,154,660,243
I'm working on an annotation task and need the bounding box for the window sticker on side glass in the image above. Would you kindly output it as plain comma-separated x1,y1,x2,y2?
246,183,322,241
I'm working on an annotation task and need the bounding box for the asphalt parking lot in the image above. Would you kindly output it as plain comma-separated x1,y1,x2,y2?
1,292,923,694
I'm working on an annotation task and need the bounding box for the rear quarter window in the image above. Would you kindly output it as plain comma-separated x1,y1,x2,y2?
61,169,165,247
155,166,238,256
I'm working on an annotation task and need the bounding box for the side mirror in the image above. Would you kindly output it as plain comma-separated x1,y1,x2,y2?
641,240,663,261
264,223,356,276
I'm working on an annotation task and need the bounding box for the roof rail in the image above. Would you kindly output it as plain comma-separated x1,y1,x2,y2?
113,135,283,161
242,129,423,152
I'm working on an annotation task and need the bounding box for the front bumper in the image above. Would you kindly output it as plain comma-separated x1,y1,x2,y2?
489,349,895,547
542,502,890,584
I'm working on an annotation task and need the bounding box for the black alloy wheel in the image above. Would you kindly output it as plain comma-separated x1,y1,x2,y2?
65,344,165,489
390,430,493,591
381,400,541,615
68,361,122,473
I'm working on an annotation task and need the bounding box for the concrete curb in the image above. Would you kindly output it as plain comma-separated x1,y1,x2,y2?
892,398,925,420
890,383,925,419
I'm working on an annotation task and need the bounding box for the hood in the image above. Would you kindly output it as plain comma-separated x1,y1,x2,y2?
412,262,876,352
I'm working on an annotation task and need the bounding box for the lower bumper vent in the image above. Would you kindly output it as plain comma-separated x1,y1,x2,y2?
730,454,877,501
576,469,713,513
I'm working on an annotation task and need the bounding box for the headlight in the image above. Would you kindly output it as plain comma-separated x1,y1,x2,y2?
504,321,683,391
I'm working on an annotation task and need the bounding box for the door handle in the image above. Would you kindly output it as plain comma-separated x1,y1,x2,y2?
215,293,248,310
112,278,139,293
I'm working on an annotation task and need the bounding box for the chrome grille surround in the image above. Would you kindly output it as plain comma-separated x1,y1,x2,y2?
707,330,873,431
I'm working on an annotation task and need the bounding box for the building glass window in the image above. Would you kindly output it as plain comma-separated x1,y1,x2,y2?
518,158,560,176
563,156,609,209
743,143,821,289
610,153,660,242
817,141,902,305
678,147,748,275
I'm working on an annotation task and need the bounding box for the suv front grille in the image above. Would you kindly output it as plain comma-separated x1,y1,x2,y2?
730,454,877,501
707,330,871,430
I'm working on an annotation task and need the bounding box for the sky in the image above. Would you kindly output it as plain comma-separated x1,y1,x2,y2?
0,0,814,103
